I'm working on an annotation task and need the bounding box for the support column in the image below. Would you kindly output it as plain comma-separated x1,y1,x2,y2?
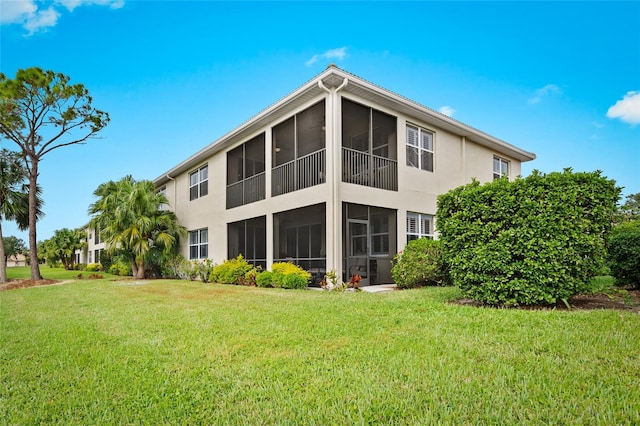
319,77,348,279
265,130,274,269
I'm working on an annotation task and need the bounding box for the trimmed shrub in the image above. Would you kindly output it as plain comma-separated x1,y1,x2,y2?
256,271,274,288
86,263,103,272
270,262,311,289
108,259,132,276
280,273,309,289
437,169,620,306
391,238,450,289
255,263,311,289
210,255,253,285
608,221,640,288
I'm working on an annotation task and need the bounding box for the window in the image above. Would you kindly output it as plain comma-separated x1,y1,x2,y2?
406,125,434,172
94,232,100,245
493,156,509,180
189,228,208,260
158,186,168,211
407,212,433,242
189,165,208,201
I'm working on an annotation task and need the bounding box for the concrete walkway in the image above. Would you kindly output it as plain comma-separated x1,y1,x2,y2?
361,284,398,293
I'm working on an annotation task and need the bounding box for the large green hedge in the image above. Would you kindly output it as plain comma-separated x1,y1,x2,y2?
608,220,640,288
436,169,620,306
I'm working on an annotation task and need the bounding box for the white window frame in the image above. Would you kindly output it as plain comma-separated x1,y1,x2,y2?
189,165,208,201
406,212,434,242
189,228,208,260
406,124,434,172
493,156,509,180
157,186,168,210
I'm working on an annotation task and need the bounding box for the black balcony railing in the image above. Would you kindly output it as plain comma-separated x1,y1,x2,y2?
342,147,397,191
272,149,325,197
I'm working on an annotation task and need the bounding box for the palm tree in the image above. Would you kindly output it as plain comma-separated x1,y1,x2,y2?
89,176,186,279
0,150,31,282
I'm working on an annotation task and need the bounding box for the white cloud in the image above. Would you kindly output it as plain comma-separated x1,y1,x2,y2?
606,91,640,126
528,84,562,104
58,0,125,12
439,106,455,117
0,0,124,35
305,47,347,67
0,0,36,23
24,7,60,35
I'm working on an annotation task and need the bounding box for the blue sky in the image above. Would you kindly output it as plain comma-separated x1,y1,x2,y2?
1,0,639,242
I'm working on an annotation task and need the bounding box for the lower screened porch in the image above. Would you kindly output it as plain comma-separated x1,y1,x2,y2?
225,202,397,286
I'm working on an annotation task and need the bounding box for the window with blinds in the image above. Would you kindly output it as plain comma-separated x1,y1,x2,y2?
406,125,434,172
493,156,509,180
406,212,433,242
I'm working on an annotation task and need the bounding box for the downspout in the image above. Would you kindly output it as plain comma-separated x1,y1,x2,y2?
318,77,348,279
460,136,466,185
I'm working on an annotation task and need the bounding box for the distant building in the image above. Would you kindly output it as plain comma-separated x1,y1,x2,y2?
6,253,27,267
76,226,105,265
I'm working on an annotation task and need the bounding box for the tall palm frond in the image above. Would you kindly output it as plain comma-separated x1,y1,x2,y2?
88,175,186,278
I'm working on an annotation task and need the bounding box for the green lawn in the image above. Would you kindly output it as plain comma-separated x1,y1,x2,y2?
1,269,639,424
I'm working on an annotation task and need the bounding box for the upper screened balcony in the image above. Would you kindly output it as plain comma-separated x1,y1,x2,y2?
227,133,266,209
342,98,398,191
272,100,326,197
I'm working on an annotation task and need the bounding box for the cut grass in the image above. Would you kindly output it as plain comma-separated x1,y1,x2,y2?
1,272,639,424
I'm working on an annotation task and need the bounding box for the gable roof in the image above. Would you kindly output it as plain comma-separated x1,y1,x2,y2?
154,65,535,186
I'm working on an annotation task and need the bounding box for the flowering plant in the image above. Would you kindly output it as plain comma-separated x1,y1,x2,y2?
348,274,362,289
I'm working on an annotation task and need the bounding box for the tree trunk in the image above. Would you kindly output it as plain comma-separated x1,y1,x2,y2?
28,160,42,280
0,220,6,283
135,258,145,279
131,261,139,279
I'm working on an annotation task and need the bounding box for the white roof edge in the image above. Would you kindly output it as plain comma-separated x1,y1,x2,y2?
154,67,337,186
332,67,536,162
154,65,535,185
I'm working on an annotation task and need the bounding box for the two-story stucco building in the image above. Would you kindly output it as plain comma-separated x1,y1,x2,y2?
153,66,535,286
76,225,106,266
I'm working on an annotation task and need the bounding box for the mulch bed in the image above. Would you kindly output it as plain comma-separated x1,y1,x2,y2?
0,279,60,291
454,288,640,312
